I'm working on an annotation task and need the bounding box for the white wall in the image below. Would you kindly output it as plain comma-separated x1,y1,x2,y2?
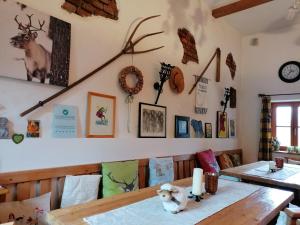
241,24,300,163
0,0,241,172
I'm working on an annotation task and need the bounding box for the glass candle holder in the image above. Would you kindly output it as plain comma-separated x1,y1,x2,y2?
205,172,219,195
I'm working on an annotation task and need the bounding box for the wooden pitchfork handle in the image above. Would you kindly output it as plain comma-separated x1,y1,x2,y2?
188,48,221,95
20,15,164,117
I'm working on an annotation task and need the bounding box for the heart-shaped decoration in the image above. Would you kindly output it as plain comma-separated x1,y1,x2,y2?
12,133,24,144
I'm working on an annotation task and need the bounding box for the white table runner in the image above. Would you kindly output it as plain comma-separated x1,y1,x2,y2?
84,179,260,225
244,165,300,180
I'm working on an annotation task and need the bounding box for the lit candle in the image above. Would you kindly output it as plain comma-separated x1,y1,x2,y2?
192,168,203,196
269,161,276,170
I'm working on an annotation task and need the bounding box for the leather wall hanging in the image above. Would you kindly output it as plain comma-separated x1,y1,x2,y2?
169,66,184,94
62,0,118,20
178,28,199,64
226,53,236,80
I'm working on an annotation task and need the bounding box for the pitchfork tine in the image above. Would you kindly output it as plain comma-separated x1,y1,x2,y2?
124,15,161,49
131,31,164,47
129,46,165,54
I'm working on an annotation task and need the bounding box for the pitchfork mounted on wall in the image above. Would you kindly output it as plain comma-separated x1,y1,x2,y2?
20,15,164,117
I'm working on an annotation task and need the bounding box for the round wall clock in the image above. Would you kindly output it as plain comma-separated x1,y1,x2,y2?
278,61,300,83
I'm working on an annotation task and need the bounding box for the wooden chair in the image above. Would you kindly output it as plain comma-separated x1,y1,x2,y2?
285,208,300,225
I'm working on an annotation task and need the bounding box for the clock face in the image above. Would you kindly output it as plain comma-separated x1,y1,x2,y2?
279,61,300,83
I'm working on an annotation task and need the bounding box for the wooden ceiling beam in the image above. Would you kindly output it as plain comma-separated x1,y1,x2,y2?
212,0,273,18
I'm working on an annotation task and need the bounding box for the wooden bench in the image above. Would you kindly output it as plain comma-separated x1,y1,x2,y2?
0,149,242,210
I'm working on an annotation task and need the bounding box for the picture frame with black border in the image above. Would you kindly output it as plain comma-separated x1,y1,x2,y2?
138,102,167,138
175,115,190,138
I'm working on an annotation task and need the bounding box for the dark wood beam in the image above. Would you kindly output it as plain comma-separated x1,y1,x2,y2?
212,0,273,18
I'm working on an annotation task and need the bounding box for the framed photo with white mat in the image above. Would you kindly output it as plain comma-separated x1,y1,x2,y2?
86,92,116,138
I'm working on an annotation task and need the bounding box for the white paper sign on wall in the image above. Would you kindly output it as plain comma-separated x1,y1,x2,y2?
52,105,77,138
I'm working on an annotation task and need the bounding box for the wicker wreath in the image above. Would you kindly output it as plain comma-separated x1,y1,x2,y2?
119,66,144,95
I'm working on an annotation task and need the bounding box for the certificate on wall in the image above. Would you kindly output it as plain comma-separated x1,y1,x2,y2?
52,105,78,138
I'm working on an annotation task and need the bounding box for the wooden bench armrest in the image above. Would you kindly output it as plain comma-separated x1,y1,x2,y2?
285,208,300,219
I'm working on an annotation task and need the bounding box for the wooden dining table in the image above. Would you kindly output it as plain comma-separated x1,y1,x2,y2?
47,177,294,225
221,161,300,191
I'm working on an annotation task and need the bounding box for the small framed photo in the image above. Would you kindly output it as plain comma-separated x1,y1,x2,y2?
229,119,236,137
175,115,190,138
138,102,167,138
27,120,40,138
217,111,228,138
205,123,212,138
86,92,116,138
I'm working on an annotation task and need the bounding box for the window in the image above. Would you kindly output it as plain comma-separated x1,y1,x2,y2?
271,102,300,149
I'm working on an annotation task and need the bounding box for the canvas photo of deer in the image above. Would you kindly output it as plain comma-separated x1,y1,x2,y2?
0,0,71,87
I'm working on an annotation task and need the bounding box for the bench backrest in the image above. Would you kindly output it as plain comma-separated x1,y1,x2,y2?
0,149,241,209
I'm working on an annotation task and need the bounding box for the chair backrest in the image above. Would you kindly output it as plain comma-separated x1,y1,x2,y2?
0,163,101,209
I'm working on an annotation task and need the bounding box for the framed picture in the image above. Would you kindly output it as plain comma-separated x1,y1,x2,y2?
217,111,228,138
191,119,204,138
138,103,166,138
175,115,190,138
86,92,116,138
205,123,212,138
229,119,236,137
0,0,71,87
27,120,40,138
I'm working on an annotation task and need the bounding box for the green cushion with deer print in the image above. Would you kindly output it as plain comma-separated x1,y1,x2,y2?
102,160,139,197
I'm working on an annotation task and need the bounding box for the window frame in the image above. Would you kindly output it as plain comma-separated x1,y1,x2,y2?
271,102,300,150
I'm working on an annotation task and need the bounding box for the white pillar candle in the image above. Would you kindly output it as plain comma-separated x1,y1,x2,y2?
192,168,203,196
269,161,276,170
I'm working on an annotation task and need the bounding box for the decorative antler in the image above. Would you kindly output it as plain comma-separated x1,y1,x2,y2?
14,14,45,34
20,15,164,117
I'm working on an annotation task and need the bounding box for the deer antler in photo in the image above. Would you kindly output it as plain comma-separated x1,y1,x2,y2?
14,14,45,34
